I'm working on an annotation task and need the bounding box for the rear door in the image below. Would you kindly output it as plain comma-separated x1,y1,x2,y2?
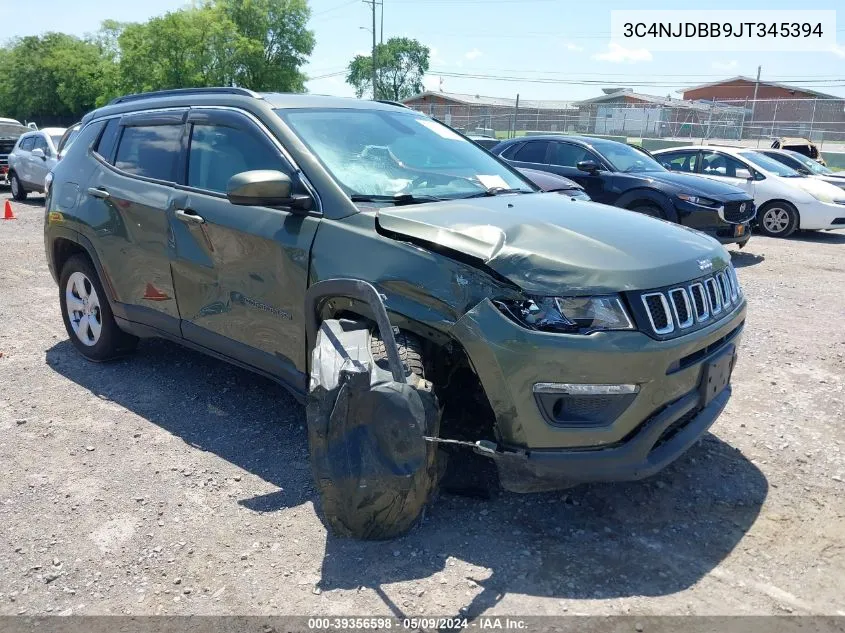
504,140,551,171
13,135,35,184
698,151,755,197
169,108,321,391
82,110,187,336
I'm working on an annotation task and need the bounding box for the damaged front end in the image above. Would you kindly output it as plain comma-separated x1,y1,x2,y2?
305,280,440,540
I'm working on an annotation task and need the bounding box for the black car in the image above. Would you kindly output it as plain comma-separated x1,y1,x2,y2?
516,167,590,199
491,135,756,246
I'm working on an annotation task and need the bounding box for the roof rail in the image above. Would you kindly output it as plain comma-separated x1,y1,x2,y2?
109,87,262,105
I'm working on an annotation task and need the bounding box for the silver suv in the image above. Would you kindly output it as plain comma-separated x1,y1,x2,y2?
8,127,66,200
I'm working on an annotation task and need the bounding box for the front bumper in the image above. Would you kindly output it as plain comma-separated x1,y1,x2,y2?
673,198,754,244
700,223,751,245
794,198,845,230
452,297,745,488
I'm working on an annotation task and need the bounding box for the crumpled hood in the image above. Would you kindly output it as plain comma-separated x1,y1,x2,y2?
376,193,730,295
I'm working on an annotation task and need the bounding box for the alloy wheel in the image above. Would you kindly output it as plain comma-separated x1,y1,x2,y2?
66,272,103,346
762,207,791,234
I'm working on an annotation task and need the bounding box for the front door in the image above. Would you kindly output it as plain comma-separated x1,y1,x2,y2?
699,151,756,198
30,135,52,188
547,141,611,203
170,108,321,392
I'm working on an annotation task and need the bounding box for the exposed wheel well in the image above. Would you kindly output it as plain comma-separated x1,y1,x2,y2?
327,305,498,443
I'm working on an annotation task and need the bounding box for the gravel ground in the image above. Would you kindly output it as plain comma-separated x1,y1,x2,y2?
1,192,843,617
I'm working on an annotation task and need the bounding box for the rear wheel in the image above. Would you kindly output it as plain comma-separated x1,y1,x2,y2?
10,173,27,201
59,254,138,361
757,202,798,238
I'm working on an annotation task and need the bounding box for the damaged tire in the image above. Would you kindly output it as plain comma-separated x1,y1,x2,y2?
307,321,441,540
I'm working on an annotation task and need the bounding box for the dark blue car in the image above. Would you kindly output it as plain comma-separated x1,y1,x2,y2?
492,135,756,247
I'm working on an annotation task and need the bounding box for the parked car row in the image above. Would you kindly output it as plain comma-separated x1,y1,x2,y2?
652,145,845,238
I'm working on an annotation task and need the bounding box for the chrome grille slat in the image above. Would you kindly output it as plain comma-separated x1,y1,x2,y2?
641,267,742,337
669,288,694,329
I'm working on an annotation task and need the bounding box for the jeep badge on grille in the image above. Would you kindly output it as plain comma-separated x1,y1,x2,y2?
698,259,713,271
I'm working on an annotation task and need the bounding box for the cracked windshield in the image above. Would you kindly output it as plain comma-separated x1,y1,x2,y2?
280,109,532,200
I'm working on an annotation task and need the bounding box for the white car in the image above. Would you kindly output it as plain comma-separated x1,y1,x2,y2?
7,127,66,201
654,145,845,238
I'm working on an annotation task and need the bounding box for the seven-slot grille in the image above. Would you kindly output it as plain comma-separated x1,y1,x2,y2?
640,267,741,337
722,200,755,224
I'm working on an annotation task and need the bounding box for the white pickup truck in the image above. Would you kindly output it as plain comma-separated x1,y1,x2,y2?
0,117,29,187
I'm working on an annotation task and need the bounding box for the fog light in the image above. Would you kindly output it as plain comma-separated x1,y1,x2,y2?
533,383,639,427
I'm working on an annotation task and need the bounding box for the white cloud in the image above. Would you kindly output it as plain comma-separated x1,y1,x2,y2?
566,42,584,52
423,74,442,91
830,43,845,58
593,42,652,64
464,48,482,60
711,60,738,71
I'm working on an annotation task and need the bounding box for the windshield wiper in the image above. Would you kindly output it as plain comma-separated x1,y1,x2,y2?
349,193,444,205
457,187,532,199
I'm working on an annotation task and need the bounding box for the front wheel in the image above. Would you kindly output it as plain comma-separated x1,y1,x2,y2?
59,254,138,361
757,202,799,238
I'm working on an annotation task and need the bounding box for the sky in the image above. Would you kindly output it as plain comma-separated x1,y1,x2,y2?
1,0,843,102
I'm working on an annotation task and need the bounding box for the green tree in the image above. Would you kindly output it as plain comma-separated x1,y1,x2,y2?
217,0,315,92
0,33,108,124
346,37,430,101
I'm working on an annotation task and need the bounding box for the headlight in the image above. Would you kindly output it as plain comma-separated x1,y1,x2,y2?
496,295,634,334
806,188,845,204
677,194,719,207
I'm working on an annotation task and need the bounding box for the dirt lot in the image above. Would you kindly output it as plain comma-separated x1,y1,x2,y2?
1,191,843,618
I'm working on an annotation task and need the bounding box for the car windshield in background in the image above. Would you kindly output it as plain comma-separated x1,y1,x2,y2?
50,135,63,147
783,150,832,175
590,139,666,173
278,109,533,200
741,151,803,177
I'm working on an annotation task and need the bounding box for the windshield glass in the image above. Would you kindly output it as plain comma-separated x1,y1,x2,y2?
590,139,666,173
278,108,533,199
741,151,803,177
59,127,81,153
783,150,832,175
50,134,64,148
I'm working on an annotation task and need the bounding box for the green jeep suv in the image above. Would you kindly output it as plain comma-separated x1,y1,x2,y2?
44,88,746,538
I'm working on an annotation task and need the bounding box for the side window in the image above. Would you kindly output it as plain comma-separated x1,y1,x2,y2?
94,119,121,162
114,124,183,182
513,141,549,164
187,123,285,194
549,143,592,168
701,152,751,179
19,136,35,151
33,136,49,154
661,151,698,173
498,143,523,160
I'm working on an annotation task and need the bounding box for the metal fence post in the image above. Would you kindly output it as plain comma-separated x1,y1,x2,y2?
809,98,817,139
771,99,779,137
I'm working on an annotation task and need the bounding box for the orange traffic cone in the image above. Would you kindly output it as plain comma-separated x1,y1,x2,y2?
2,200,15,220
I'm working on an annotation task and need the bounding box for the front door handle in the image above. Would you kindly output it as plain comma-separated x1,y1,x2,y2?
175,208,205,224
87,187,110,199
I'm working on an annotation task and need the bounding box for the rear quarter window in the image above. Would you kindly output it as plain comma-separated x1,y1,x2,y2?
114,124,183,182
94,119,121,162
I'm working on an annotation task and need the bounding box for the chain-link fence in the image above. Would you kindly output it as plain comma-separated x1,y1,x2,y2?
405,97,845,149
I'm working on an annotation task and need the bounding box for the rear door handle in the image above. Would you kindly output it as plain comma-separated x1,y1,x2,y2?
175,208,205,224
87,187,110,199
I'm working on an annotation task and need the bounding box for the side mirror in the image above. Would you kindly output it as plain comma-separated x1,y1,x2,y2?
226,170,313,212
31,148,46,160
576,160,600,173
661,162,673,170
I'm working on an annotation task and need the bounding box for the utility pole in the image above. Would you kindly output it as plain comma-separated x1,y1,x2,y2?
363,0,379,99
750,65,761,137
380,0,384,44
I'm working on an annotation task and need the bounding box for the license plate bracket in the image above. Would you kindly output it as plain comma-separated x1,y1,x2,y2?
700,345,735,406
735,224,746,237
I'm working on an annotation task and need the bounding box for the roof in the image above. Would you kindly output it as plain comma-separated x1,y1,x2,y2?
84,90,409,123
680,76,840,100
574,90,744,113
402,91,575,110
